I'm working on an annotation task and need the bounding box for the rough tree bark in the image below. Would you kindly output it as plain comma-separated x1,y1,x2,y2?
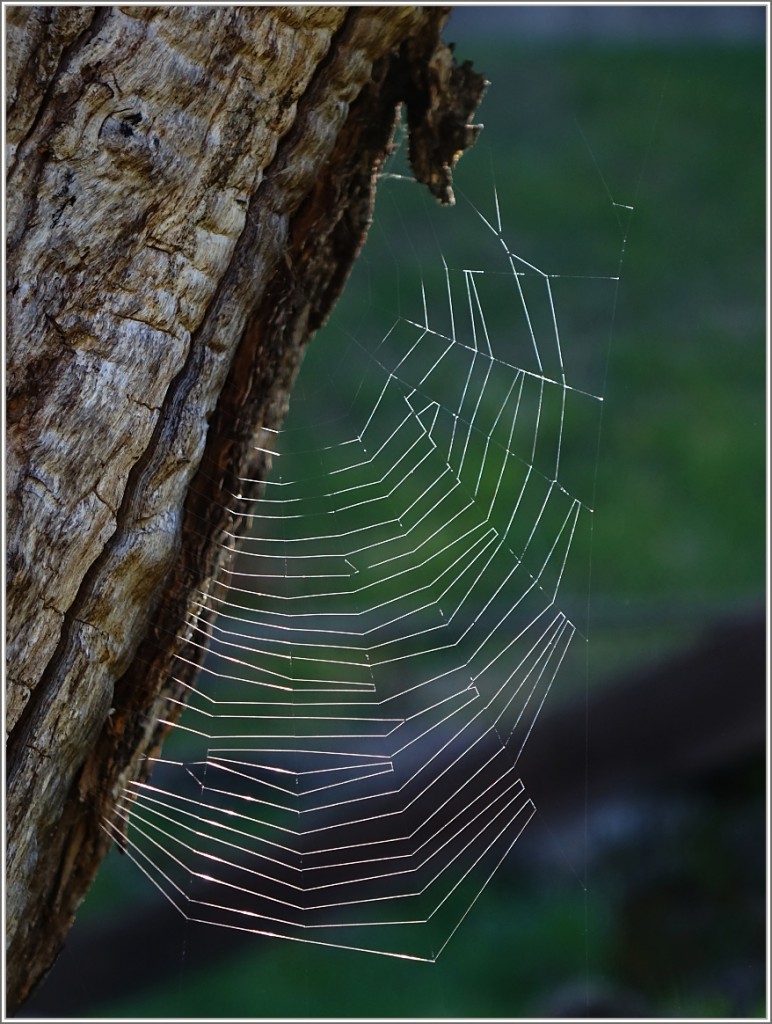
5,5,485,1011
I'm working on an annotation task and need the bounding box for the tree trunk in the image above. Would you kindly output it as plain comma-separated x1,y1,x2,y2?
5,5,485,1010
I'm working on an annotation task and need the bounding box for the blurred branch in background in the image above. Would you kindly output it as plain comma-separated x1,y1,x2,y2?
21,607,765,1018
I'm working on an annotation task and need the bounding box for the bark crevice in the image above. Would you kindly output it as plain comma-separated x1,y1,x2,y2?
6,5,114,244
6,6,485,1009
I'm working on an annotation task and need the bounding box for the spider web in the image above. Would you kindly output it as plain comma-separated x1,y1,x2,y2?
108,152,624,962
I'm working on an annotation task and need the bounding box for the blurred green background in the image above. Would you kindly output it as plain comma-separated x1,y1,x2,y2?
22,7,766,1020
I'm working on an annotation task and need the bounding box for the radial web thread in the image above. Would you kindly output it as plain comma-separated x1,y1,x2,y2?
109,173,621,961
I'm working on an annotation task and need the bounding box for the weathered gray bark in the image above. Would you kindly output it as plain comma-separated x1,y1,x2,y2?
5,5,484,1010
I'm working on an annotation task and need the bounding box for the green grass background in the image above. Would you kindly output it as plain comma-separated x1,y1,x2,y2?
28,26,765,1021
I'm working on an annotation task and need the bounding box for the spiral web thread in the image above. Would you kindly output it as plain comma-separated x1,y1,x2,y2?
108,169,622,962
